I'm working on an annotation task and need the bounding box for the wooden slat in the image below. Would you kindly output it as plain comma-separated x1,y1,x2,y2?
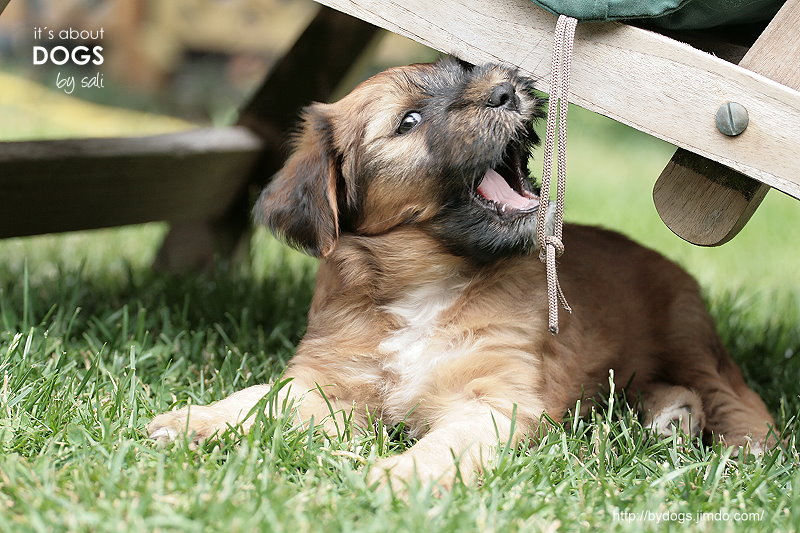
0,127,262,238
742,0,800,85
153,6,380,270
654,0,800,245
237,5,381,173
314,0,800,201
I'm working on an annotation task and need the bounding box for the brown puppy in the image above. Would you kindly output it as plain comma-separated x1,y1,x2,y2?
148,58,775,486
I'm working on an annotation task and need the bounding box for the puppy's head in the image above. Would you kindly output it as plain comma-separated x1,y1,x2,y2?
255,58,548,262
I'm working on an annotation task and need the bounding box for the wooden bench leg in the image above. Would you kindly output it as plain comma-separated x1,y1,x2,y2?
154,219,246,272
653,0,800,246
155,5,381,271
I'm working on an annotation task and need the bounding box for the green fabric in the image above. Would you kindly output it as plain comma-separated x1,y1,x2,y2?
531,0,784,29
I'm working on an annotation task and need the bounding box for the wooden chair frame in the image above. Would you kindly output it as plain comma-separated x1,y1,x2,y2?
0,4,379,269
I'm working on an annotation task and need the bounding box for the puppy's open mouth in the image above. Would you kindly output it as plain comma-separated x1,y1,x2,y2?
473,142,539,217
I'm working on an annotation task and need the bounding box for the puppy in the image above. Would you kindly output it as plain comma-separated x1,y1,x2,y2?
149,58,776,486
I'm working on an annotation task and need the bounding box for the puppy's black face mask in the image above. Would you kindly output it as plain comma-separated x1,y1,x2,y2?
398,59,546,262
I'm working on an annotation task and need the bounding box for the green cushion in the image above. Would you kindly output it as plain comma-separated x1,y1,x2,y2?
531,0,784,29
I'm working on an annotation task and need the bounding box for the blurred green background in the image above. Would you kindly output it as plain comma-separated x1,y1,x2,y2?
1,0,797,294
1,59,798,296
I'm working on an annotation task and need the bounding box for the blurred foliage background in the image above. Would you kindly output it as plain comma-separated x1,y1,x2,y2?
0,0,798,294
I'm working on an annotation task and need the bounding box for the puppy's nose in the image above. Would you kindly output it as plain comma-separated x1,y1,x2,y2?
486,82,516,108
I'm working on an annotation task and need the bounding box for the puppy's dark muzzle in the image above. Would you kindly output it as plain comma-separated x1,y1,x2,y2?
486,82,519,111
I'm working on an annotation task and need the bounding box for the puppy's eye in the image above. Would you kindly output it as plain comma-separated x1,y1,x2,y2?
397,112,422,134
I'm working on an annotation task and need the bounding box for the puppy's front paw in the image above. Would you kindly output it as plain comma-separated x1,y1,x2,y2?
147,405,230,445
368,452,457,490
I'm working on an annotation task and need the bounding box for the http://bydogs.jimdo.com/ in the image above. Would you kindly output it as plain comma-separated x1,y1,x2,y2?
149,58,776,488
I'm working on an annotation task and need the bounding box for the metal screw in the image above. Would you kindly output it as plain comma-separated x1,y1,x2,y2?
716,102,749,136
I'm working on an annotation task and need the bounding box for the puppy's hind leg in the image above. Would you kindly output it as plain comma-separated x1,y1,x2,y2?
663,291,777,453
693,355,777,453
640,382,705,440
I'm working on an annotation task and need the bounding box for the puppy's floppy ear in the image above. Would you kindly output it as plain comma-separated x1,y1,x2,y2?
254,104,341,258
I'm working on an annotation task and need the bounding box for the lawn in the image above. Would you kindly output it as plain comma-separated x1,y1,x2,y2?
1,70,799,532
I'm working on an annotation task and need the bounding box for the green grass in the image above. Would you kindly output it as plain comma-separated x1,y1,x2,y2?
1,74,799,531
0,240,798,532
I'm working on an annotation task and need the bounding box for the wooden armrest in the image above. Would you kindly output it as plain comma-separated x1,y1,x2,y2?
0,128,262,238
653,0,800,245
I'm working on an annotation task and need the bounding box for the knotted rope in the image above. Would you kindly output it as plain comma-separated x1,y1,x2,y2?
536,15,577,334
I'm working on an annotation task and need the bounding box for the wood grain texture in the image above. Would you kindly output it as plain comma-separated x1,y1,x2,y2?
314,0,800,201
654,0,800,245
740,0,800,85
0,127,262,238
654,150,770,245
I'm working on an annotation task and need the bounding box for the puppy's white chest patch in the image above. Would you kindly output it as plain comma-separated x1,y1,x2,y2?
379,278,468,420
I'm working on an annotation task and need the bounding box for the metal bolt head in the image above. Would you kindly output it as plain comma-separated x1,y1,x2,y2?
716,102,749,136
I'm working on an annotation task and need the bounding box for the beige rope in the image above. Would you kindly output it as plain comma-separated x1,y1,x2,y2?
536,15,577,334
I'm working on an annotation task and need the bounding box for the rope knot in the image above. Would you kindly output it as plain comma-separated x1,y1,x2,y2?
545,236,565,257
538,235,565,262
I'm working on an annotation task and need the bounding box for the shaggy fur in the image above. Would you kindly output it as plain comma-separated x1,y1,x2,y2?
148,58,776,487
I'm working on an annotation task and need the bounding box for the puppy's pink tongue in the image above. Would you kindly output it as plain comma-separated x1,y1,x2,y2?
477,169,539,210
